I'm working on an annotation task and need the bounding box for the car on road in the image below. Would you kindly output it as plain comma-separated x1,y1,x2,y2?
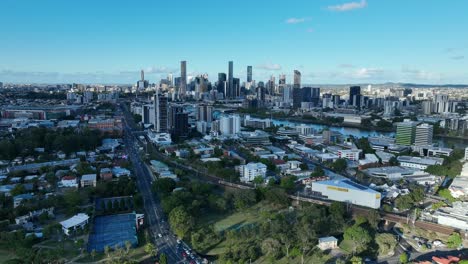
158,233,163,238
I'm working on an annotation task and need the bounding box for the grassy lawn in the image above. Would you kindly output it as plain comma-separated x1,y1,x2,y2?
75,245,149,263
254,253,331,264
0,249,16,263
200,202,279,233
202,202,284,256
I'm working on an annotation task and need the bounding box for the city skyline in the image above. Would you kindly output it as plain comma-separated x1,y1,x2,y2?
1,0,468,84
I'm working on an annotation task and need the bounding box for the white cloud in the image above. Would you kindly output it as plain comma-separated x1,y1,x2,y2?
352,68,384,79
401,66,441,81
285,17,309,24
257,63,282,71
327,0,367,12
338,63,356,68
145,66,177,74
306,28,314,33
450,55,465,60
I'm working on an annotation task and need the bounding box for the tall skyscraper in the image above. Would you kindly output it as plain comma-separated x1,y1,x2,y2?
396,121,418,146
154,92,168,133
247,66,252,83
168,104,184,131
173,112,189,138
414,123,433,146
228,61,234,98
279,74,286,85
233,78,240,98
311,87,320,106
180,61,187,97
219,115,241,136
217,73,227,96
137,70,149,89
197,104,213,123
349,86,361,107
292,87,302,109
293,70,301,89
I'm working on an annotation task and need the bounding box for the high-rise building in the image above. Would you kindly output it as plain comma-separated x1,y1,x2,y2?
349,86,361,107
293,70,301,89
137,70,149,89
434,94,449,113
173,112,189,138
279,74,286,85
217,73,227,95
180,61,187,97
302,87,312,102
167,74,173,86
197,104,213,123
292,87,302,109
247,66,252,83
332,95,341,107
414,123,433,146
219,115,241,136
142,104,154,125
0,82,3,88
227,61,234,99
311,87,320,106
396,121,418,146
283,86,293,104
421,100,432,115
154,93,168,133
168,104,184,131
233,78,240,98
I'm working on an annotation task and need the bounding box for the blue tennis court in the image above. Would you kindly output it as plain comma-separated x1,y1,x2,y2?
87,213,138,252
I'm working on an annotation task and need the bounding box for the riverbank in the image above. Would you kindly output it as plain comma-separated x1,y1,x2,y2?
244,113,395,133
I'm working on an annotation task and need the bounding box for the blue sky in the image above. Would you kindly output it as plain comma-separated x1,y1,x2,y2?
0,0,467,84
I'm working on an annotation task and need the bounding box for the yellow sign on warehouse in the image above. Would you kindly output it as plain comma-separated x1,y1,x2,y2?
327,186,349,192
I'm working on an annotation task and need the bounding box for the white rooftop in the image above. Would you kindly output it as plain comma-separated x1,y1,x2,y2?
60,213,89,229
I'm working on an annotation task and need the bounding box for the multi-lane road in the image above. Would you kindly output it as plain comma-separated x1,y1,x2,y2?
121,107,184,263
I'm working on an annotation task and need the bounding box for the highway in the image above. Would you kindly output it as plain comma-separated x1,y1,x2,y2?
121,106,184,264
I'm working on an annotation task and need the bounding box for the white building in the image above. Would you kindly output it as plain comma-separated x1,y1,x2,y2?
219,115,241,136
449,162,468,198
311,179,381,209
465,147,468,161
196,121,208,134
237,162,267,183
295,124,314,136
397,156,443,170
318,236,338,250
59,176,78,188
60,213,89,236
338,149,361,161
80,174,97,187
414,123,433,146
430,202,468,231
147,131,172,145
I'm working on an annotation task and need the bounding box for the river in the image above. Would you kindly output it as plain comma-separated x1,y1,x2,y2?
271,119,468,149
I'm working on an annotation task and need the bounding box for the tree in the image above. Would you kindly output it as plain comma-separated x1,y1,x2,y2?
299,163,309,171
310,166,325,177
388,156,399,166
343,225,372,255
253,176,264,185
169,206,194,239
438,188,456,203
261,238,281,259
331,158,347,172
399,252,408,263
90,249,96,260
376,233,397,256
367,210,381,229
151,178,176,196
446,232,462,249
350,256,363,264
280,176,297,192
144,243,158,258
125,240,132,254
159,253,168,264
104,245,111,259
